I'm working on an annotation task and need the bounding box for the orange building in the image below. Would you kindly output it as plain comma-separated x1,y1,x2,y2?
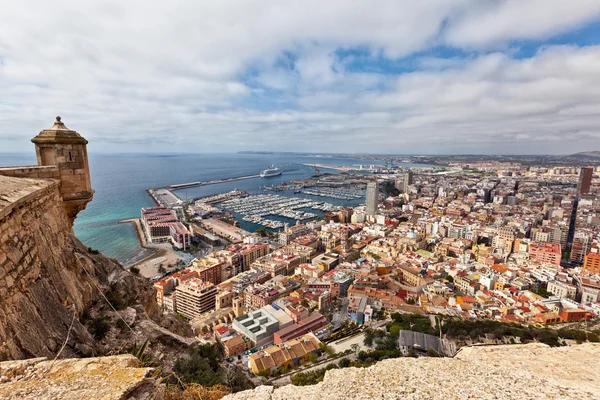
559,309,591,322
583,251,600,275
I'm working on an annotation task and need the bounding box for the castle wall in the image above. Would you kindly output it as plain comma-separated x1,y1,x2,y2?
0,174,98,359
0,165,60,180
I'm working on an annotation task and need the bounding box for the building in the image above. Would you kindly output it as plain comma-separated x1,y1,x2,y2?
141,207,178,243
252,248,310,277
192,257,223,285
215,290,234,310
170,221,191,250
221,335,253,358
278,222,312,245
175,279,218,319
397,263,428,287
229,243,271,272
311,252,339,271
243,276,300,311
153,268,199,310
401,170,414,194
529,242,561,266
577,167,594,195
559,308,591,322
273,312,328,344
232,305,293,347
583,250,600,275
307,270,353,298
366,181,379,216
570,231,592,264
547,281,577,299
347,294,368,324
248,333,321,375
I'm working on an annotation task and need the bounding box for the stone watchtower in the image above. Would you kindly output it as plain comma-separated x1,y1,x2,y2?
31,116,94,224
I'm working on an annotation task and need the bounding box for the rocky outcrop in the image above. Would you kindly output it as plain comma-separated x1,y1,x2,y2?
0,354,157,400
0,174,191,361
225,343,600,400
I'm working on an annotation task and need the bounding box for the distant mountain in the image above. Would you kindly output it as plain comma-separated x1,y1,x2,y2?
569,151,600,160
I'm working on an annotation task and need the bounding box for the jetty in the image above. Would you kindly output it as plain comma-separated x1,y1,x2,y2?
166,168,299,190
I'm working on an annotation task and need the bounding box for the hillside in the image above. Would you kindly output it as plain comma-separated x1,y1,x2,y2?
0,174,192,361
568,151,600,160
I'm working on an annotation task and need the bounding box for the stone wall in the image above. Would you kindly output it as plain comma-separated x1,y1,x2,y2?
0,174,98,359
0,173,172,360
0,165,60,180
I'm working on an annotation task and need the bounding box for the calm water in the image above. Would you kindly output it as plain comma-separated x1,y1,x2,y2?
0,153,428,265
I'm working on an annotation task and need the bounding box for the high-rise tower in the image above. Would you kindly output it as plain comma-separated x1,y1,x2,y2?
366,181,379,215
31,116,94,225
577,167,593,196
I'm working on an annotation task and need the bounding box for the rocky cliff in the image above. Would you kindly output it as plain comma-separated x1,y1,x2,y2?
225,343,600,400
0,354,157,400
0,173,190,361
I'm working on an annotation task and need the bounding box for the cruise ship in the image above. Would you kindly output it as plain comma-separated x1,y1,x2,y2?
260,165,282,178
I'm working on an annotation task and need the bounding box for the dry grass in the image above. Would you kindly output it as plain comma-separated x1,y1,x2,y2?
163,383,231,400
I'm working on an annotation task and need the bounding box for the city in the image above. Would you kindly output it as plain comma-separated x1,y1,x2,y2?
3,2,600,399
132,158,600,384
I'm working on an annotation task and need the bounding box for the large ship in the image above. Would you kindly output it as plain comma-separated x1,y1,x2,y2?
260,165,282,178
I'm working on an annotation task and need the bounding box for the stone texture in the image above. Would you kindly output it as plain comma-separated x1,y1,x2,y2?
0,174,191,361
225,343,600,400
0,354,157,400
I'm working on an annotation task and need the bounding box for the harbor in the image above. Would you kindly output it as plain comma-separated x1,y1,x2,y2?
219,194,342,230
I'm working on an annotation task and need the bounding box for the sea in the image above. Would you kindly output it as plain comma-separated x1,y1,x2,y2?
0,153,429,266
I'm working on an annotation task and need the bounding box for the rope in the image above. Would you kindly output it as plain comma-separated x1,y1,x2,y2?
80,261,136,336
42,310,76,377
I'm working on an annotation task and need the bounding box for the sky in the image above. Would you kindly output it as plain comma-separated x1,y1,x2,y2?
1,1,600,155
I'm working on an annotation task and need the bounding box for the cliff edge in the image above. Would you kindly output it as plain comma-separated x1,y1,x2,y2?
224,343,600,400
0,174,188,361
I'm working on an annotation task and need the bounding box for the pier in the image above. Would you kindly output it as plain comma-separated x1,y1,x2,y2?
166,168,299,190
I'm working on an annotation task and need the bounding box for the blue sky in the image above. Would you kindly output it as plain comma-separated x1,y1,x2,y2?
2,1,600,155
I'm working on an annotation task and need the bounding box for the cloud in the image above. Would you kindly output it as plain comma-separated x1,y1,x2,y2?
1,1,600,154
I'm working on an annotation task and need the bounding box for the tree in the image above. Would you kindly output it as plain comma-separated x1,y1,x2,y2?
350,343,360,355
174,344,224,387
338,358,351,368
256,227,268,237
364,328,374,347
130,266,140,274
223,366,254,393
158,264,166,274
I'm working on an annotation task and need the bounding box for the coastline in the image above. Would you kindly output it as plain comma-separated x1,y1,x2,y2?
117,218,183,277
117,218,149,247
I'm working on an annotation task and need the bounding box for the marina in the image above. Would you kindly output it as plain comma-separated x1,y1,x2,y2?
219,194,342,230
